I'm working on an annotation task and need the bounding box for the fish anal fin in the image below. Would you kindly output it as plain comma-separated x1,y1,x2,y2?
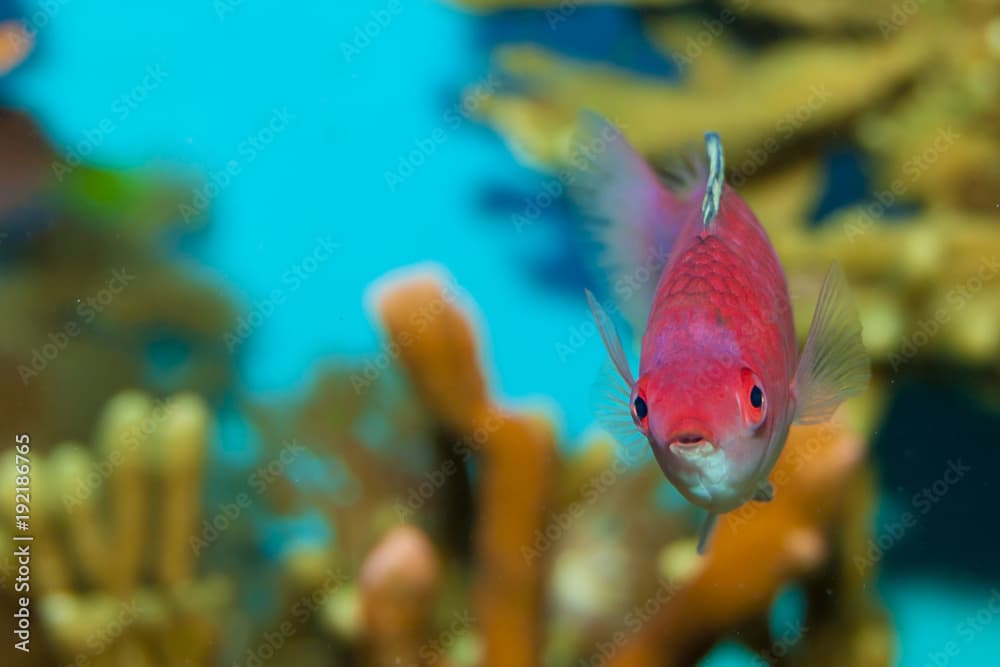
753,481,774,502
697,512,719,555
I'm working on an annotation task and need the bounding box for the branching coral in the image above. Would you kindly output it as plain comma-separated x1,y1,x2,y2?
454,0,1000,380
0,112,238,451
373,270,558,667
606,424,886,666
0,391,230,667
250,268,887,667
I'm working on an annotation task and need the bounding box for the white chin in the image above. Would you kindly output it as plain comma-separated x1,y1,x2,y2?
665,443,745,510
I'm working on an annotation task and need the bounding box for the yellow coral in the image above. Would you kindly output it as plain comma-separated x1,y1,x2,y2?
0,391,229,667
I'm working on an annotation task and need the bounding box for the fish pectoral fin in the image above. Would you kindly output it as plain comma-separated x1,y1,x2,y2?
590,361,648,452
585,289,635,387
753,481,774,502
792,261,871,425
696,512,719,555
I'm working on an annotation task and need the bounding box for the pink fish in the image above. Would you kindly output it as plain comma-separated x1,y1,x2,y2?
573,116,870,552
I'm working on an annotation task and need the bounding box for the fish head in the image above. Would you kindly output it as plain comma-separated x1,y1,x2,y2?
635,356,773,512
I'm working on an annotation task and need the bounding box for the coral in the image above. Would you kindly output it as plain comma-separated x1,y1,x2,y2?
0,256,889,667
10,2,990,663
359,524,443,666
458,0,1000,379
246,268,887,667
0,391,231,667
0,113,238,451
373,270,558,667
471,36,926,166
605,423,886,666
0,21,31,75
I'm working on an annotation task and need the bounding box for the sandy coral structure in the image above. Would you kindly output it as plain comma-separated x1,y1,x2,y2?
248,268,885,667
373,270,558,667
605,424,888,667
0,106,238,453
0,391,231,667
358,524,444,666
5,1,984,664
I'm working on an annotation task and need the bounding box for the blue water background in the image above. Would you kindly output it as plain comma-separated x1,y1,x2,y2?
5,1,999,664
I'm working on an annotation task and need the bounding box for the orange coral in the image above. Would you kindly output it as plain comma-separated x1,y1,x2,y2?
606,421,882,667
374,269,557,667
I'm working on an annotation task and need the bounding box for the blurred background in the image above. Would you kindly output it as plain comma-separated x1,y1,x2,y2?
1,0,999,665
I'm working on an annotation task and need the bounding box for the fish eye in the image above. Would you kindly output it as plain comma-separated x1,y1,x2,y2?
633,396,648,420
740,368,766,428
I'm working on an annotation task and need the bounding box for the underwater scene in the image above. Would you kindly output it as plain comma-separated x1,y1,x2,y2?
1,0,999,665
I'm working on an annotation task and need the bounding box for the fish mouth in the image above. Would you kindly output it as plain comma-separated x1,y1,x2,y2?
666,429,717,455
668,440,716,456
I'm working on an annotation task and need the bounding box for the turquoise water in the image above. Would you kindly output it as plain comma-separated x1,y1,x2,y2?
6,0,602,444
7,1,999,665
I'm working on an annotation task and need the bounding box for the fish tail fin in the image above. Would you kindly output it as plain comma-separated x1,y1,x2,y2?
792,261,871,424
568,112,702,332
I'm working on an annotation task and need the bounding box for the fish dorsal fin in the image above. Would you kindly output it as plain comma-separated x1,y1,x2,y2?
700,131,725,229
569,113,692,334
792,261,871,424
